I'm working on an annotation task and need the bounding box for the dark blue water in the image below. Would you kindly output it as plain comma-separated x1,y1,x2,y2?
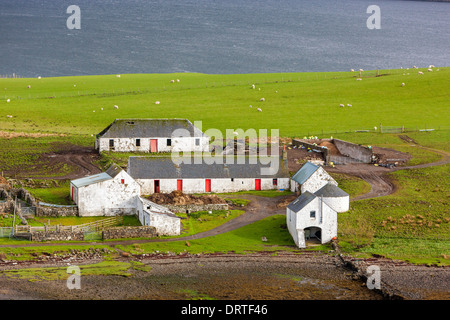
0,0,449,77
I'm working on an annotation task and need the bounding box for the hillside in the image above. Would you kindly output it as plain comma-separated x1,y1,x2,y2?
0,67,448,138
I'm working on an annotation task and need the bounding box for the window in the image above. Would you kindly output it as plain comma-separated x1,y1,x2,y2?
231,178,234,182
109,139,114,147
121,179,125,184
136,139,141,147
273,178,278,186
310,210,316,219
167,138,172,146
195,138,200,146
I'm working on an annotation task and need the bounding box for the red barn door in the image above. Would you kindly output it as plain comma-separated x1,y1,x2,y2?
255,179,261,191
205,179,211,192
150,139,158,152
177,179,183,192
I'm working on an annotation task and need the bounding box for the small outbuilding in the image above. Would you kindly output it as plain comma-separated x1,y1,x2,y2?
290,161,337,194
313,183,349,213
70,164,141,216
286,191,337,248
136,197,181,236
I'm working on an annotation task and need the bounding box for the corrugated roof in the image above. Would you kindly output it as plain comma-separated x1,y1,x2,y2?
71,164,122,187
291,162,319,185
97,119,206,139
286,191,317,212
127,156,289,179
71,172,113,188
314,183,349,198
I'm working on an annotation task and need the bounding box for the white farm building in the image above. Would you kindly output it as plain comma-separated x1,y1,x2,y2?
95,118,209,153
127,156,290,195
290,161,337,194
70,164,141,217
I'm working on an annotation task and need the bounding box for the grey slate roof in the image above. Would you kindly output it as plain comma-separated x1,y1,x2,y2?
127,156,290,179
291,162,319,185
314,183,349,198
286,191,317,212
97,119,206,139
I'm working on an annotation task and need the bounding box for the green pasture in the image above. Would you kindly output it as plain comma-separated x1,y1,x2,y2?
0,68,448,137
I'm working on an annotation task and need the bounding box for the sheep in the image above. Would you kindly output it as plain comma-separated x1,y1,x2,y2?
37,76,41,79
413,65,417,69
114,105,119,109
6,99,10,103
251,84,255,89
155,101,160,104
428,65,435,68
257,108,262,112
260,98,265,102
176,79,180,82
27,85,31,88
116,75,121,78
356,78,362,81
101,107,103,111
249,105,252,108
350,69,354,72
170,80,175,83
401,83,405,87
427,68,433,72
339,104,345,107
359,69,364,72
374,126,377,131
418,71,424,75
347,104,352,107
6,115,13,118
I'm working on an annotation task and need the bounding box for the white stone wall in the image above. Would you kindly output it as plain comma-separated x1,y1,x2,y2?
300,167,337,194
321,196,349,213
137,177,290,195
76,171,141,216
286,197,337,248
98,137,209,153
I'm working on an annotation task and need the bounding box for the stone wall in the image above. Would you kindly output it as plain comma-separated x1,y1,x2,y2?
333,139,373,163
102,226,157,240
31,230,84,242
165,203,228,214
35,204,79,217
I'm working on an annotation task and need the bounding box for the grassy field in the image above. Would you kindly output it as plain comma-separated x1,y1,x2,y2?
1,68,448,137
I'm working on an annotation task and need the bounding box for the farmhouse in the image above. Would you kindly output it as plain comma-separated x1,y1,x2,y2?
70,164,141,216
286,191,338,248
290,161,337,194
127,156,290,195
95,118,209,153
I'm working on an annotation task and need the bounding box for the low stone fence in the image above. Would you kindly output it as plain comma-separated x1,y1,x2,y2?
31,230,84,242
165,203,228,214
102,226,157,240
36,202,78,217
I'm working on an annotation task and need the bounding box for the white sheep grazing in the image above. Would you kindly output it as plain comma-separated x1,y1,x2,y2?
251,84,255,89
6,99,10,103
260,98,265,102
114,105,119,109
249,105,252,108
257,108,262,112
116,75,121,78
350,69,354,72
356,78,362,81
176,79,180,82
418,71,424,75
27,85,31,88
101,107,103,111
339,104,345,107
374,126,377,131
347,104,352,107
413,65,417,69
37,76,41,79
428,65,435,68
170,80,175,83
155,101,160,104
427,68,433,72
6,115,13,118
359,69,364,72
401,83,405,87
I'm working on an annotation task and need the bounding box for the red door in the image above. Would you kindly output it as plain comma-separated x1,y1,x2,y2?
154,180,160,193
177,179,183,192
255,179,261,191
205,179,211,192
150,139,158,152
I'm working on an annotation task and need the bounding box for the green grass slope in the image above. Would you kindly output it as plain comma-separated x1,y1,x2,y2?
1,68,448,137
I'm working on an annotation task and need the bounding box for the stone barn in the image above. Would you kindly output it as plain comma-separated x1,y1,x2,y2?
290,161,337,194
313,183,349,213
127,156,290,195
95,118,209,153
136,197,181,236
70,164,141,216
286,191,338,248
